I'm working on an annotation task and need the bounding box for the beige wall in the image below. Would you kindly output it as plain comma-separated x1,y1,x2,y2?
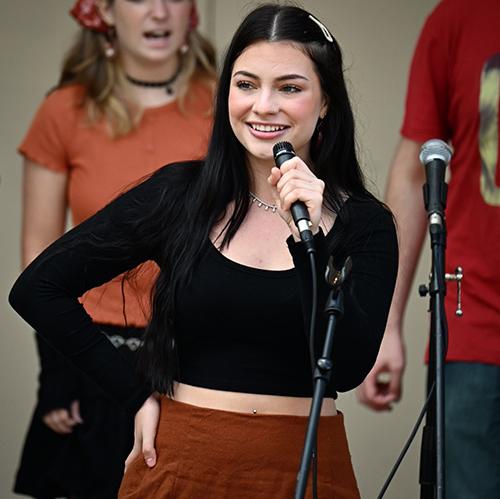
0,1,437,497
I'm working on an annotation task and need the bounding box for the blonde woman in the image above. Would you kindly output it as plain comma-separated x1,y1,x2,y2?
14,1,215,498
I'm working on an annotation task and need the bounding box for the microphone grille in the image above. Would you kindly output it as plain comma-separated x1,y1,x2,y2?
419,139,452,166
273,141,295,157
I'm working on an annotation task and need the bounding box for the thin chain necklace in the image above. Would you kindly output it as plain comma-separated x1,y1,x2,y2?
125,62,182,95
249,192,278,213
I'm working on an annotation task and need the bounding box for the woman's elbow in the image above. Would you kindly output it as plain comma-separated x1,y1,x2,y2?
8,267,41,324
335,364,372,393
8,278,26,316
333,337,381,392
9,273,31,317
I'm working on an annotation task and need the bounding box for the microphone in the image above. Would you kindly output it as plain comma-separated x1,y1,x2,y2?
273,141,314,248
419,139,452,225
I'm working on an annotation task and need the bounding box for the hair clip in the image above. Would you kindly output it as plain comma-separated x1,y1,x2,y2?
70,0,109,33
308,14,333,43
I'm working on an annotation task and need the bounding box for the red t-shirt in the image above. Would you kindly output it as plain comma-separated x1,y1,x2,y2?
19,82,213,327
401,0,500,365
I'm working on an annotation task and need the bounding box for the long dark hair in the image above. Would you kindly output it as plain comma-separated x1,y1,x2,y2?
139,4,377,394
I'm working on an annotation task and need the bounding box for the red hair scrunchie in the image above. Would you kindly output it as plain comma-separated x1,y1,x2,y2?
70,0,199,34
70,0,109,33
189,2,199,31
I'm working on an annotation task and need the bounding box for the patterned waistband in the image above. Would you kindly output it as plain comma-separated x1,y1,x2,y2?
105,334,143,351
99,325,145,352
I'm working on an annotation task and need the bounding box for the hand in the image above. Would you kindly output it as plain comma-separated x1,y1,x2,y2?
42,399,83,434
356,327,406,411
268,157,325,240
124,394,160,472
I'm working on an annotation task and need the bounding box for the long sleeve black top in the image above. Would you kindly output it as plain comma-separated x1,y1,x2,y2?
9,162,398,412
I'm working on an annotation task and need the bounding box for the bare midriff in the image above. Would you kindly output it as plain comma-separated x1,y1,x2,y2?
172,382,337,416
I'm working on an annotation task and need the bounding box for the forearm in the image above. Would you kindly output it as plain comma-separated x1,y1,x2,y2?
356,138,427,408
35,334,79,413
10,250,152,413
21,160,67,269
384,138,428,332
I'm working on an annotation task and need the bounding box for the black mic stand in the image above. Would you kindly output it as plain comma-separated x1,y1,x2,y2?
418,219,448,499
295,257,352,499
418,139,452,499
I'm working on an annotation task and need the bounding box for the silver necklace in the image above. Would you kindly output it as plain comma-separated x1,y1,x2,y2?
249,192,278,213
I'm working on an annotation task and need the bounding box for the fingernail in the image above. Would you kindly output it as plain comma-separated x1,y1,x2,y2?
146,458,155,466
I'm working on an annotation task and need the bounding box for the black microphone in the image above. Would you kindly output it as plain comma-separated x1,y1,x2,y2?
419,139,452,225
273,141,314,248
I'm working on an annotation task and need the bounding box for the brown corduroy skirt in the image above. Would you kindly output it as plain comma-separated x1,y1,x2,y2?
119,397,360,498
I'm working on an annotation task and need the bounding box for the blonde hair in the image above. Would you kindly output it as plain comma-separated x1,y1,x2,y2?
58,25,216,136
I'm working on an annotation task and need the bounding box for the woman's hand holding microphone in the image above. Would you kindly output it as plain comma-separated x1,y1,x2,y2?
268,142,325,243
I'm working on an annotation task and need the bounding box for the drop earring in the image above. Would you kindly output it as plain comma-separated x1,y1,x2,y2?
104,42,115,58
179,2,198,56
315,117,324,149
103,27,116,59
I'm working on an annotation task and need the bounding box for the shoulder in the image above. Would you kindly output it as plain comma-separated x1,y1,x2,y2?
340,196,394,229
134,160,203,199
30,84,86,128
325,196,398,275
189,78,215,98
423,0,457,24
19,85,86,165
150,160,203,183
184,79,214,112
419,0,470,40
41,84,85,112
431,0,470,19
326,195,396,253
105,161,203,228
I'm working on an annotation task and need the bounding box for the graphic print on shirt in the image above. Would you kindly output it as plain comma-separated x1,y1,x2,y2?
479,52,500,206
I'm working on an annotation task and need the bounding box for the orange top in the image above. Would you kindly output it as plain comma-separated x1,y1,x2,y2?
19,82,213,327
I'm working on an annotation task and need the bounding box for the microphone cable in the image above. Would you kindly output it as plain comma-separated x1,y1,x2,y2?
306,249,319,499
271,141,319,497
376,383,435,498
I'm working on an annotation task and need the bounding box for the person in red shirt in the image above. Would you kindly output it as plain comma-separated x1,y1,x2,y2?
357,1,500,497
14,1,215,498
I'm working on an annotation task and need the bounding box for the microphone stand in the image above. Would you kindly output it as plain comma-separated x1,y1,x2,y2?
419,219,448,499
295,257,352,499
418,139,451,499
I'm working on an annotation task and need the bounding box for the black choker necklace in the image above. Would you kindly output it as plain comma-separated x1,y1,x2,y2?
125,64,182,95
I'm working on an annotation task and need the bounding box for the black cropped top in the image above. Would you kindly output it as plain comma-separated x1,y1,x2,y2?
9,162,398,412
175,240,310,396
